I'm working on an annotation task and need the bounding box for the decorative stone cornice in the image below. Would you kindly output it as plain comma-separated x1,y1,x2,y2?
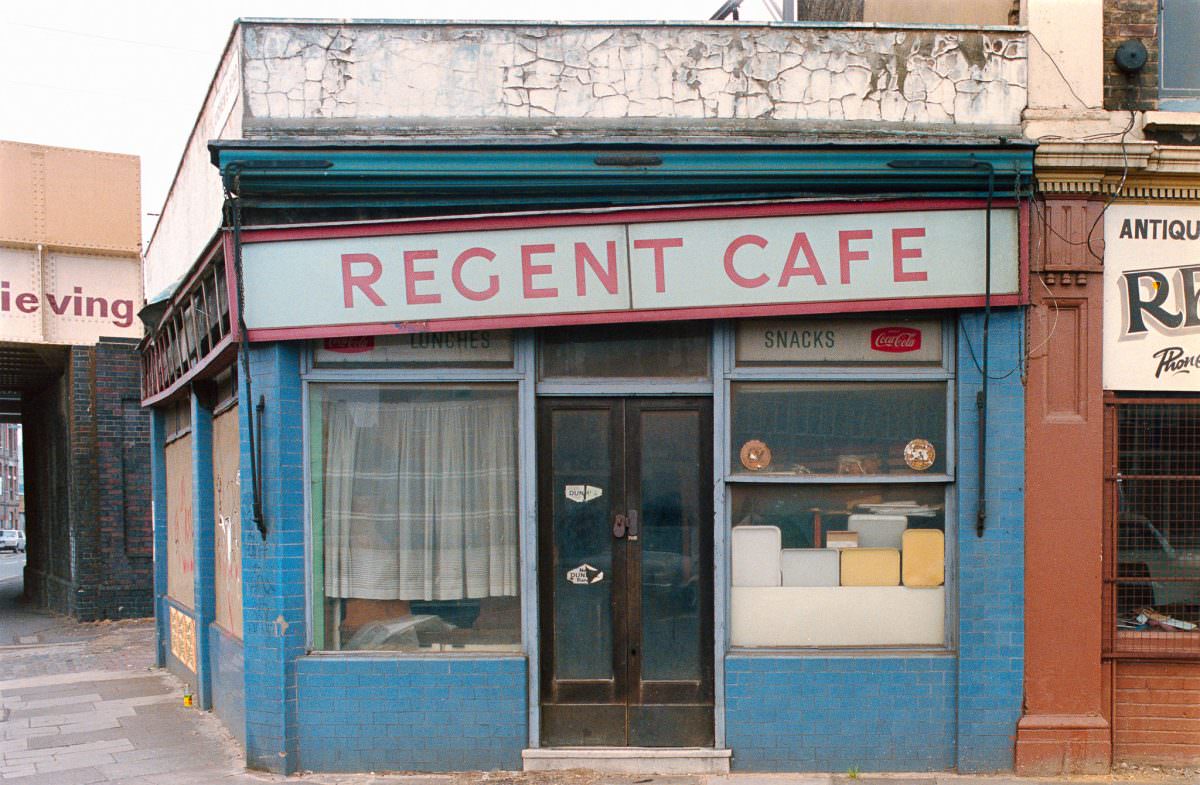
1035,140,1200,198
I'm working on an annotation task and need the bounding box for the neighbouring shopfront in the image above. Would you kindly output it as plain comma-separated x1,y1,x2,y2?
140,140,1034,773
1102,205,1200,764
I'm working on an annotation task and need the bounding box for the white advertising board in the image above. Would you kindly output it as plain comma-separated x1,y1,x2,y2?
240,203,1020,336
0,247,141,345
1103,205,1200,392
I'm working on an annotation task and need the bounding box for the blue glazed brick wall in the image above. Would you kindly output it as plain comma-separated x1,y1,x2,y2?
209,624,247,747
725,656,956,771
297,657,527,772
240,343,307,773
954,309,1025,772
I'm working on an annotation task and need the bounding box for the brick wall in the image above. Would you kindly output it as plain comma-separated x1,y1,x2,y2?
725,656,956,771
23,340,152,621
1103,0,1159,110
1113,661,1200,765
297,657,527,772
722,309,1026,773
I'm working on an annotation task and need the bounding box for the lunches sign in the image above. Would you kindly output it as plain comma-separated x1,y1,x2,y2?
1104,205,1200,392
239,201,1019,339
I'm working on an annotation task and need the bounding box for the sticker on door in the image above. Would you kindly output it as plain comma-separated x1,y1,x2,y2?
566,564,605,585
564,484,603,503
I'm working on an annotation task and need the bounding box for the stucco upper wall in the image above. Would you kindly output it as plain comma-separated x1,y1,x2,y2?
240,23,1027,130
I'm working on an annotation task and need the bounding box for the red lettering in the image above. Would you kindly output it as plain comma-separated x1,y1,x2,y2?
891,227,927,282
724,234,769,289
521,243,558,299
452,247,499,302
839,229,873,285
778,232,827,287
575,241,619,296
632,238,683,294
15,293,38,314
403,249,441,305
341,253,386,307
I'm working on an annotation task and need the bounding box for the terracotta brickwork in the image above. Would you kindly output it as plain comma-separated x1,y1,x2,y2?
1102,0,1159,110
1114,661,1200,765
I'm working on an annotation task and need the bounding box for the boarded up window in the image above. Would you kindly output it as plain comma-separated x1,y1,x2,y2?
212,406,242,638
165,433,195,608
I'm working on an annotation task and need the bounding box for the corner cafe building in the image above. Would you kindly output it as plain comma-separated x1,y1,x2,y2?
145,139,1032,775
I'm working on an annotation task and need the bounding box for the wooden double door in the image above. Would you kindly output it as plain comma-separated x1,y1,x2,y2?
538,397,714,747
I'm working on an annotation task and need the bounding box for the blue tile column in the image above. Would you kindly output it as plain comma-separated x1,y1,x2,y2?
191,392,216,711
151,408,169,669
239,343,306,774
955,309,1026,772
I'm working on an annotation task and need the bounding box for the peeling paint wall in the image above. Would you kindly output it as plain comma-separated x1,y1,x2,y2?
241,23,1026,130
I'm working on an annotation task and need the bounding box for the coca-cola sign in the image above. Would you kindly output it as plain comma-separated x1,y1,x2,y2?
871,327,922,353
323,336,375,354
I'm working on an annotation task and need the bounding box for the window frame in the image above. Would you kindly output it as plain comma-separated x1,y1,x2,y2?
1159,0,1200,109
719,316,958,652
302,333,534,657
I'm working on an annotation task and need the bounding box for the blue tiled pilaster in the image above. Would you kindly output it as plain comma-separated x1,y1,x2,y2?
239,343,307,773
954,309,1025,772
190,393,216,711
151,409,169,669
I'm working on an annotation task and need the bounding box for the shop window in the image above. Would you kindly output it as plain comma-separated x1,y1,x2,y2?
730,381,948,477
309,383,520,652
1108,399,1200,656
727,316,951,648
730,483,946,647
1161,0,1200,106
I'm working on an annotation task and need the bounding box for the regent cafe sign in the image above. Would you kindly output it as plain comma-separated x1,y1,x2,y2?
238,201,1020,339
1104,205,1200,392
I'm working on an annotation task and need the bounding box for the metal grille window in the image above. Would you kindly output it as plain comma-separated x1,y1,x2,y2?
1105,398,1200,657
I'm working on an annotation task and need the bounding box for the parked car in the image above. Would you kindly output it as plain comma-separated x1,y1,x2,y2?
0,529,25,553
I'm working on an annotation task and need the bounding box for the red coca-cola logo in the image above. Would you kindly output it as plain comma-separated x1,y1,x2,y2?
870,327,921,353
323,336,375,354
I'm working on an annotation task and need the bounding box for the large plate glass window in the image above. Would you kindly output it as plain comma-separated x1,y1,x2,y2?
309,383,520,652
728,317,951,648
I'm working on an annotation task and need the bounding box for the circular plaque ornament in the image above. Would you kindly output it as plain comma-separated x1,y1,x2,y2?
740,440,772,471
903,438,936,471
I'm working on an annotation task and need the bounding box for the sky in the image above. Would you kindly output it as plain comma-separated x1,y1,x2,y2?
2,1,777,244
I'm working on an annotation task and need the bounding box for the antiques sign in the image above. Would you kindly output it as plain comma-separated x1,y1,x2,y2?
1104,205,1200,391
239,201,1020,338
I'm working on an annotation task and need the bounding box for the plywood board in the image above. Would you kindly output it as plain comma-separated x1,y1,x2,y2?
165,434,195,609
731,586,945,646
212,407,242,639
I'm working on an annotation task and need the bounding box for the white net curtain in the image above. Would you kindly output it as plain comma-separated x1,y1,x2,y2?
322,389,519,602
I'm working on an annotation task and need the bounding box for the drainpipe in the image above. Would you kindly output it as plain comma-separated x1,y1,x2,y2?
886,157,998,536
224,181,266,538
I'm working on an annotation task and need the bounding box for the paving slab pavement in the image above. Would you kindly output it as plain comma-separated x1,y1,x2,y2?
1,601,1199,784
